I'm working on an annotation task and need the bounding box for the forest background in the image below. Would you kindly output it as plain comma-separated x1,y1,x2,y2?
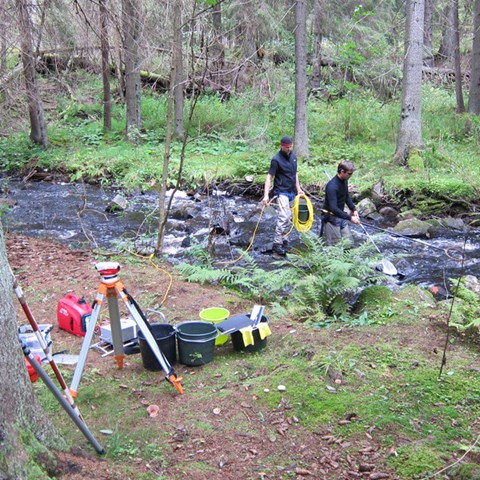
2,1,480,479
0,0,479,215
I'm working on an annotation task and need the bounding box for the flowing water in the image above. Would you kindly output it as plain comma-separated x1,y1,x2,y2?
2,177,480,291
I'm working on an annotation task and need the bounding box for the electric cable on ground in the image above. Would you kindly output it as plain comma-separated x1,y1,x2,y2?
123,249,173,306
217,193,314,265
215,201,270,265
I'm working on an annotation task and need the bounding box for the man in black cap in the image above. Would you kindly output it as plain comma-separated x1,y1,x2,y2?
321,160,360,245
262,135,304,256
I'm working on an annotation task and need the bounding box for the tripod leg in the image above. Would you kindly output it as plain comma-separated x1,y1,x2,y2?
70,299,102,397
12,272,85,422
117,289,184,394
21,340,105,454
106,293,125,369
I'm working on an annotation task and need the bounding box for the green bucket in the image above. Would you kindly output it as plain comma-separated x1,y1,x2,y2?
298,203,309,222
199,307,229,345
176,321,217,366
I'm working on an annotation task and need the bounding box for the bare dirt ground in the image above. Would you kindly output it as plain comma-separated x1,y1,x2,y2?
6,233,458,480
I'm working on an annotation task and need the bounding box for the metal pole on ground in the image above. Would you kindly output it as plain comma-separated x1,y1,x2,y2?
11,268,86,421
21,340,105,454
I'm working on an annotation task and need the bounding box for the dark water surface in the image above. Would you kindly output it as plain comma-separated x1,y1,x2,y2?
2,178,480,290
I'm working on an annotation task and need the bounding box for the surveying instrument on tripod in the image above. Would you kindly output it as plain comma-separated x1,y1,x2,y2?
70,261,184,396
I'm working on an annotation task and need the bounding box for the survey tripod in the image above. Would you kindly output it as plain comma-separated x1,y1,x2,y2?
70,262,184,396
12,269,104,453
20,340,105,454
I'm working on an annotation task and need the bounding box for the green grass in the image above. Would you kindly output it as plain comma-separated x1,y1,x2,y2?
2,74,479,212
7,67,480,479
30,294,480,480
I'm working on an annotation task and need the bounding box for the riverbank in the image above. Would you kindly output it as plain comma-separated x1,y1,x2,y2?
6,232,480,479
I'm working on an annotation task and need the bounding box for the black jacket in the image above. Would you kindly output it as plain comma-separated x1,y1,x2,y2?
323,175,355,220
268,150,298,195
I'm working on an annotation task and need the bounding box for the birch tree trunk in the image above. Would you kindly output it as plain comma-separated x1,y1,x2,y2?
394,0,424,164
468,0,480,115
294,0,309,157
0,226,64,479
113,18,125,101
16,0,48,148
156,69,174,253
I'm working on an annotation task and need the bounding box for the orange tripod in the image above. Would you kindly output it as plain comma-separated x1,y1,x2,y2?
70,262,183,396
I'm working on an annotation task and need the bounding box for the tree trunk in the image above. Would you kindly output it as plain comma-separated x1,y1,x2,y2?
438,1,456,64
394,0,424,164
122,0,142,139
468,0,480,115
453,0,465,112
238,1,258,62
156,71,174,253
311,0,325,89
423,0,434,67
173,0,184,140
113,18,125,101
99,0,112,131
0,4,7,73
210,1,225,86
294,0,309,157
16,0,48,148
0,226,64,479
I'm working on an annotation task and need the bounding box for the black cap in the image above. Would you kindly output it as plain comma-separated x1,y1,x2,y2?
280,136,293,146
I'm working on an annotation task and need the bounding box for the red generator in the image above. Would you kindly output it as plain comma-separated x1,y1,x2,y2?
57,294,93,337
24,355,42,383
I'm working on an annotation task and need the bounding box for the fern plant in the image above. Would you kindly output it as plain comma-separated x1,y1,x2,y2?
275,232,380,320
175,232,381,320
176,248,289,303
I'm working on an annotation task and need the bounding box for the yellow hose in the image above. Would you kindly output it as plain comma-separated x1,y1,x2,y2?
292,194,314,232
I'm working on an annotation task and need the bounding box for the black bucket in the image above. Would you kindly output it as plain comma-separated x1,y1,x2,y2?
298,203,309,222
138,323,176,371
231,316,269,352
176,321,217,366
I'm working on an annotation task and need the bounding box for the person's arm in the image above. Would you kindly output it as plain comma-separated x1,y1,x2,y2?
295,174,304,196
262,173,273,205
345,190,360,223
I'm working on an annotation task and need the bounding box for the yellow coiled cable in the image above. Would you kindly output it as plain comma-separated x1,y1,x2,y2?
292,193,314,232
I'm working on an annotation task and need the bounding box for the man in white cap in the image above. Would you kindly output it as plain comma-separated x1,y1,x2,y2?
262,135,304,256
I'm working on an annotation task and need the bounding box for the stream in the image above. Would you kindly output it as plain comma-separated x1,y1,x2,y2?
2,177,480,292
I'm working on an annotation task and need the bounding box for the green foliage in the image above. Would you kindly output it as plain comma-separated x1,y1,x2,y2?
445,277,480,331
389,444,444,479
448,463,480,480
279,233,379,320
337,41,366,67
188,95,257,137
313,347,358,377
0,135,45,171
177,246,290,303
177,232,379,319
0,61,478,208
407,151,424,172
